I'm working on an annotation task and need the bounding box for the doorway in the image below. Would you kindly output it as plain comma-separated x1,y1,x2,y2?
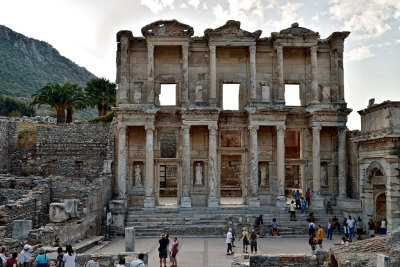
159,164,178,206
285,165,302,198
220,154,243,204
375,193,386,223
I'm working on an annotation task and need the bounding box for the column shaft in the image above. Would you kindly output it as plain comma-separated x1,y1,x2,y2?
147,43,154,103
208,125,218,207
117,125,127,199
249,44,257,100
276,125,286,196
181,125,192,208
310,46,319,102
119,37,129,104
276,46,284,101
144,126,155,207
182,44,189,102
209,45,216,102
312,126,321,196
249,125,259,196
338,127,347,197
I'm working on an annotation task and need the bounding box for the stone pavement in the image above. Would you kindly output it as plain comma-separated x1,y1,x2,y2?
87,236,340,266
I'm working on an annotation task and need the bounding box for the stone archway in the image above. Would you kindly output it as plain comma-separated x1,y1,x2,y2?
375,193,386,222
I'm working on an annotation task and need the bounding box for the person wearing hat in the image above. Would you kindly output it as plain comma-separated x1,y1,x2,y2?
238,227,250,253
19,245,34,267
249,230,259,254
158,234,169,267
33,248,50,267
228,222,235,247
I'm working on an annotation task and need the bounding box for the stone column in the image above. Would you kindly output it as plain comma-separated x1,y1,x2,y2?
144,125,155,208
248,125,260,207
276,46,285,102
249,44,257,100
119,36,129,104
182,43,189,103
147,43,155,103
209,45,216,103
312,125,324,208
337,45,345,102
117,125,127,199
181,125,192,208
310,46,319,103
338,126,347,198
276,125,286,208
208,124,219,208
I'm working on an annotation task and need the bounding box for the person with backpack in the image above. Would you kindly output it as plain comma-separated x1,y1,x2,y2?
249,230,259,254
309,233,317,252
317,225,324,250
55,247,64,267
33,248,50,267
309,221,316,236
239,227,250,253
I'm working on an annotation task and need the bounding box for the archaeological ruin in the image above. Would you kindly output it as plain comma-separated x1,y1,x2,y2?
0,20,399,266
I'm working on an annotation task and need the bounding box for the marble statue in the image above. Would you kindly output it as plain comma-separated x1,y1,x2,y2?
135,165,142,186
260,166,267,185
195,163,203,185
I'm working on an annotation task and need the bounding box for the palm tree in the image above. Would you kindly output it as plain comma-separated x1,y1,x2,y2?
84,78,116,116
64,83,87,123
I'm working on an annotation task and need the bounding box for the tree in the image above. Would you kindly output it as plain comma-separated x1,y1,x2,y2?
84,78,116,116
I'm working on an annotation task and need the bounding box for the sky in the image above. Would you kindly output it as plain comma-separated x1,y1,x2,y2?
0,0,400,129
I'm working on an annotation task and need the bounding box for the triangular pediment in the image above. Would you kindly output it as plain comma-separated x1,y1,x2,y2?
141,19,194,37
204,20,262,40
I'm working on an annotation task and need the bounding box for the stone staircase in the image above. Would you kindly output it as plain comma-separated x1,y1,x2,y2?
124,205,342,238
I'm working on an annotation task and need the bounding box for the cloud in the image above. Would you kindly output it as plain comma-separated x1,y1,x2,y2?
311,14,319,22
396,39,400,44
180,2,188,8
140,0,174,14
265,2,304,30
188,0,199,9
346,46,374,61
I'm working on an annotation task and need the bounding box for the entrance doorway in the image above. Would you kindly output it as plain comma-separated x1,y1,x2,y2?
159,164,178,206
285,165,302,198
375,193,386,223
220,154,243,204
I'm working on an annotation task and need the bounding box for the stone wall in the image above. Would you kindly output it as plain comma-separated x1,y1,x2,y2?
0,118,18,172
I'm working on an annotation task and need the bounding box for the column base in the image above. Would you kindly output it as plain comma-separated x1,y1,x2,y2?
311,196,324,210
144,196,155,208
248,197,261,208
181,196,192,208
207,197,219,208
275,196,287,209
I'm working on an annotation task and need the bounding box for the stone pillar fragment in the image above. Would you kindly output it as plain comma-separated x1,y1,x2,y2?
310,46,319,103
209,45,216,103
117,125,127,199
125,227,135,252
312,125,324,209
338,127,347,198
182,44,189,103
144,125,155,208
276,125,286,208
181,125,192,208
248,125,260,207
12,220,32,240
208,124,219,208
276,46,285,102
119,36,129,104
249,44,257,100
147,43,155,103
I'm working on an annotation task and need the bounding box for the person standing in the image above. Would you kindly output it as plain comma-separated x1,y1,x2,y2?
326,201,333,214
347,216,355,240
317,225,324,250
249,230,259,254
332,216,340,233
116,258,126,267
356,216,363,240
294,190,301,210
309,233,317,253
309,221,316,236
239,227,250,253
20,245,34,267
343,223,349,236
33,248,50,267
130,253,145,267
289,200,296,221
62,245,75,267
55,247,64,267
6,252,18,267
305,188,311,207
158,234,169,267
327,220,333,240
228,222,236,247
0,246,6,267
226,229,233,255
301,197,306,214
368,219,375,237
381,218,388,235
171,237,179,267
255,215,264,237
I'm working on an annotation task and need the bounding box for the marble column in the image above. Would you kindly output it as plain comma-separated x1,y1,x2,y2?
276,46,285,102
312,125,324,208
181,125,192,208
276,125,286,208
248,125,260,207
338,126,347,198
337,45,345,102
208,124,219,208
182,43,189,103
209,45,216,103
249,44,257,100
310,46,319,103
117,125,127,199
147,43,154,103
144,125,155,208
119,36,129,104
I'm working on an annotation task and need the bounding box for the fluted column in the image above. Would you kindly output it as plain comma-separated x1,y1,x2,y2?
117,125,127,199
147,43,154,103
249,44,257,100
181,125,192,208
312,125,324,208
144,125,155,208
119,36,129,104
338,126,347,198
276,46,285,102
208,124,219,208
182,43,189,103
310,46,319,103
209,45,216,104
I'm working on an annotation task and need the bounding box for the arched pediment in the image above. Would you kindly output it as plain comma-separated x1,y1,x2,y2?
204,20,262,41
277,22,320,39
141,19,194,37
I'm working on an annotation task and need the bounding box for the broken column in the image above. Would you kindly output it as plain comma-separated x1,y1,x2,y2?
125,227,135,252
12,220,32,240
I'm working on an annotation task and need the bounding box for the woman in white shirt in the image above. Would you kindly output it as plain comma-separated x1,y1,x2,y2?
63,245,76,267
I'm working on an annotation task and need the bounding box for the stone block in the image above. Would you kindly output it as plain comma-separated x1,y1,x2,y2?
143,197,155,208
377,253,391,267
63,199,79,218
125,227,135,252
180,197,192,208
49,203,69,223
207,197,219,208
12,220,32,240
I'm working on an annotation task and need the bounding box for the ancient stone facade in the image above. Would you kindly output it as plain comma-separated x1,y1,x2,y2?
114,20,351,209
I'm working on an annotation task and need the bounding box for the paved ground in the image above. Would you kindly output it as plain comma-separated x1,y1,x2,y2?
87,235,341,267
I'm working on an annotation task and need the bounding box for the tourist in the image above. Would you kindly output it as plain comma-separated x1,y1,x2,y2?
270,218,279,236
158,234,169,267
6,252,18,267
368,219,375,237
116,258,125,267
55,247,64,267
226,228,233,255
239,227,250,253
294,190,301,210
305,188,311,207
308,221,316,236
332,216,340,233
301,197,306,214
356,216,363,240
326,201,333,214
171,237,178,267
255,215,264,237
228,222,236,247
249,230,259,254
165,234,171,263
345,233,351,243
347,215,355,240
84,257,99,267
327,219,333,240
309,233,317,252
289,200,296,221
343,223,349,236
130,253,145,267
381,218,388,235
0,246,6,266
340,237,348,245
33,248,50,267
62,245,76,267
306,212,315,223
317,225,324,250
20,244,34,267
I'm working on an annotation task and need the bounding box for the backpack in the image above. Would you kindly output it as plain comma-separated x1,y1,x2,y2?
309,223,314,230
308,236,314,246
250,232,257,240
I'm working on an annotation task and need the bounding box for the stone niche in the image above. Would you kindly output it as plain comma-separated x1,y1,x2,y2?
49,203,69,223
258,162,269,186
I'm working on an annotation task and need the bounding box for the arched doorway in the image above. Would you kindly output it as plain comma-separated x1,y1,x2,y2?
375,193,386,223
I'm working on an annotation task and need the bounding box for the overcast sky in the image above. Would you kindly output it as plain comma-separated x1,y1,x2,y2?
1,0,400,129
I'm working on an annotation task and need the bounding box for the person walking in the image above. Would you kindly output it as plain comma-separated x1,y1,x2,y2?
305,188,311,207
294,190,301,210
381,218,388,235
228,222,236,247
368,219,375,237
226,228,233,255
356,216,363,240
6,252,18,267
239,227,250,253
171,237,179,267
347,216,355,240
130,253,145,267
270,218,280,236
309,233,317,253
289,200,296,221
158,234,169,267
33,248,50,267
62,245,75,267
317,225,324,250
249,230,259,254
327,220,333,240
55,247,64,267
301,197,306,214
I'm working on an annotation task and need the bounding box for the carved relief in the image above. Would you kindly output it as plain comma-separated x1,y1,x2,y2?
221,130,242,147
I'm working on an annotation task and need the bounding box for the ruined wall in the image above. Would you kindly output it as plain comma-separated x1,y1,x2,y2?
0,118,18,172
245,251,329,267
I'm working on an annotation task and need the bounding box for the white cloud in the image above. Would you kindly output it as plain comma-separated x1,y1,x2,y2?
375,41,392,47
266,2,304,30
396,39,400,44
180,2,188,8
140,0,174,14
188,0,199,9
346,46,374,61
311,14,319,22
202,2,208,10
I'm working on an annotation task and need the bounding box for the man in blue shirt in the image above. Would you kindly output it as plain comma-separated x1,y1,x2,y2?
294,190,301,210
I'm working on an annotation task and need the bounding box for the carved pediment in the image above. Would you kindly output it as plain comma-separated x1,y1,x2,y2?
204,20,262,40
277,22,320,39
141,19,194,37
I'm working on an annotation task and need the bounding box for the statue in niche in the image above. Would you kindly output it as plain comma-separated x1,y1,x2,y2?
195,163,203,186
195,83,203,102
321,165,328,186
135,165,142,186
260,166,268,186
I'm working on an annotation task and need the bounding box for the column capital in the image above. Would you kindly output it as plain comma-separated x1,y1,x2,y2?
147,43,154,50
117,124,127,131
312,125,322,133
248,124,259,135
310,45,318,54
276,45,283,53
276,125,286,133
338,126,346,133
145,125,155,132
209,45,216,53
208,124,218,132
249,43,256,53
181,124,191,131
182,43,189,49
